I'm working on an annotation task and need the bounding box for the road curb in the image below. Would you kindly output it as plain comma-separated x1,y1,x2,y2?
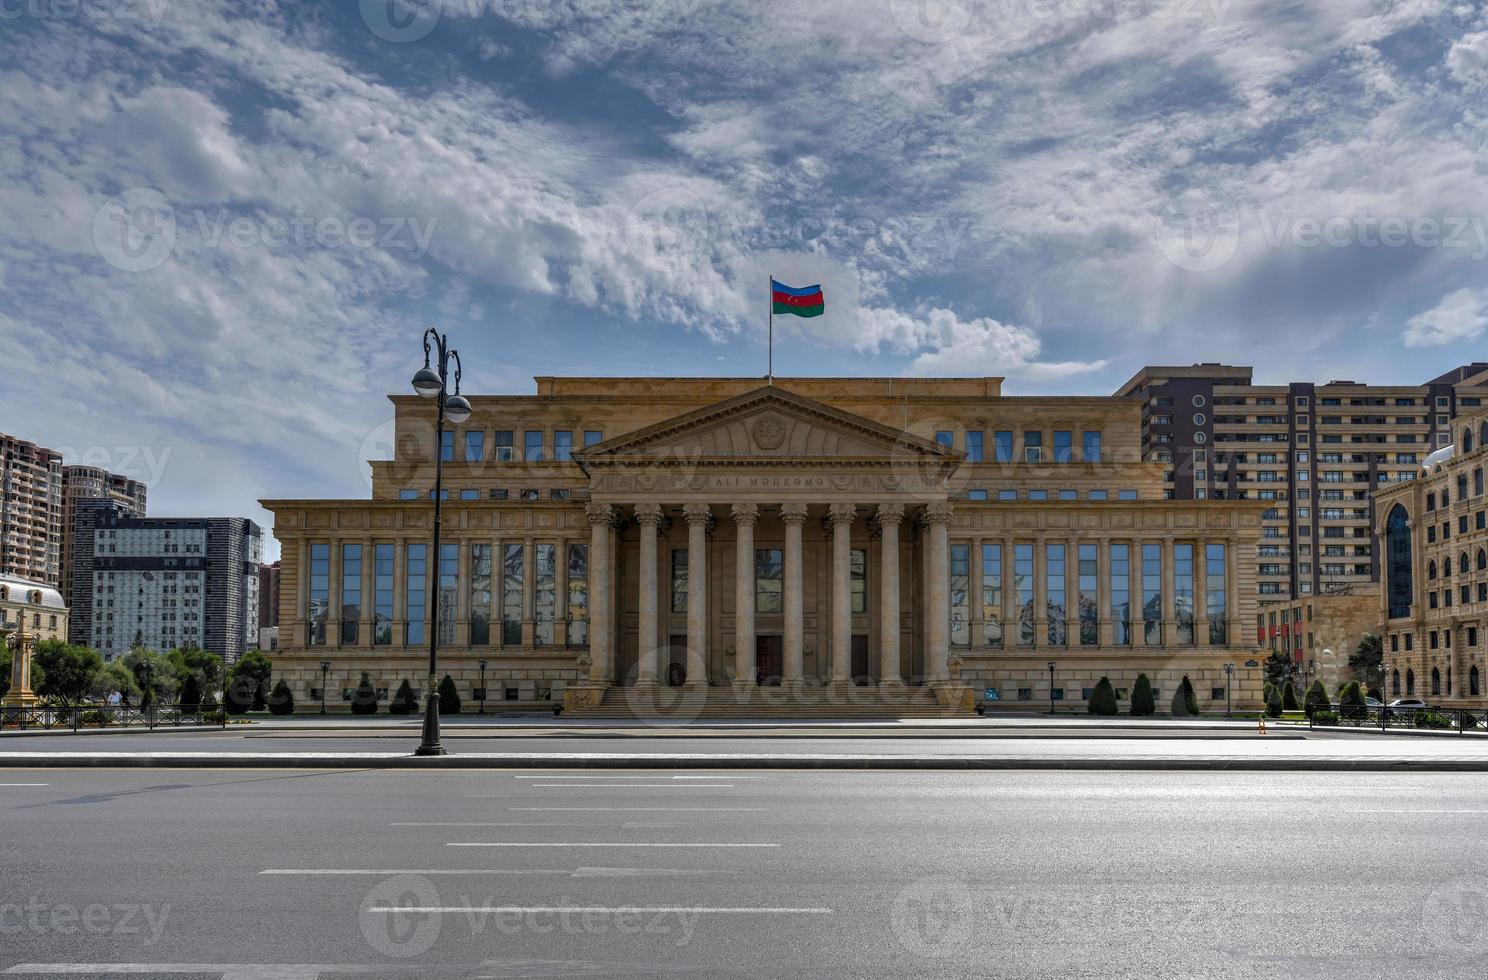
3,753,1487,771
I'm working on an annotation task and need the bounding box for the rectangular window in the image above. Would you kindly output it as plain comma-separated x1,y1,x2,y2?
1078,543,1098,645
1143,544,1163,645
1046,543,1066,644
374,543,393,645
465,431,484,462
967,489,988,501
1206,544,1228,644
440,430,454,462
399,489,418,500
1053,431,1073,463
494,430,514,461
308,543,330,645
672,549,688,613
567,544,589,648
1089,490,1108,501
998,489,1018,501
341,543,361,645
1174,543,1194,645
756,549,783,614
470,544,492,646
1025,431,1044,463
965,431,984,462
950,544,970,646
1119,490,1138,501
534,544,556,646
501,543,523,644
1113,541,1130,648
553,431,574,462
459,489,479,500
438,543,458,646
584,430,603,447
995,431,1014,463
405,543,427,646
1015,544,1035,644
851,549,868,615
1083,431,1102,463
935,430,954,449
982,543,1002,646
524,430,544,462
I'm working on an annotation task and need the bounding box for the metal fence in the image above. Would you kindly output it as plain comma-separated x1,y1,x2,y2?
0,703,229,732
1308,705,1488,734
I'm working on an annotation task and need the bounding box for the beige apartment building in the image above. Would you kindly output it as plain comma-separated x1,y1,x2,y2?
1117,363,1488,604
1376,409,1488,705
262,377,1268,716
0,434,63,587
0,574,68,644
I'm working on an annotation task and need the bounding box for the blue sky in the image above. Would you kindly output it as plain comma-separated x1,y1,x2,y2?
2,0,1486,558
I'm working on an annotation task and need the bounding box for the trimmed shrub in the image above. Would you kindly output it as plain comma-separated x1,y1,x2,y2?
179,675,202,711
1282,683,1299,712
1130,673,1155,717
267,679,294,715
1338,681,1366,721
1266,687,1283,718
1312,710,1340,726
1263,682,1275,705
1088,676,1118,716
438,674,462,715
1304,680,1330,719
1416,711,1454,730
1171,675,1199,717
351,672,379,715
390,679,417,715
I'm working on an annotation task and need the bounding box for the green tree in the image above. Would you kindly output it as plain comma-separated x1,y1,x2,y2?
33,639,103,709
1171,675,1199,717
267,678,295,715
1282,681,1299,712
1087,676,1118,716
1348,634,1384,695
178,674,203,711
122,647,177,707
1338,680,1367,721
1304,679,1330,719
168,645,224,693
1266,686,1283,718
351,672,379,715
1130,673,1155,716
226,650,273,714
1263,650,1296,691
390,679,417,715
438,674,462,715
91,660,142,706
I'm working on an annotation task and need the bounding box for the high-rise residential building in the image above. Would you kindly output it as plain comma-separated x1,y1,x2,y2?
60,465,147,609
258,560,280,627
0,433,63,586
67,499,262,663
1116,362,1488,602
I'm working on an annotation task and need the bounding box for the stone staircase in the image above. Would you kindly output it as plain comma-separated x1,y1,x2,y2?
566,683,970,721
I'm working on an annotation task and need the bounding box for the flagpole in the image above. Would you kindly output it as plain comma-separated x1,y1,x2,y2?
767,274,774,385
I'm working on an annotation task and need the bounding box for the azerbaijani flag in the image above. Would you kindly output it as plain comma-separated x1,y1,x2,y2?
771,278,825,318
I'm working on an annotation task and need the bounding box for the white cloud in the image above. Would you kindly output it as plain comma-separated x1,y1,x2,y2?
1403,287,1488,347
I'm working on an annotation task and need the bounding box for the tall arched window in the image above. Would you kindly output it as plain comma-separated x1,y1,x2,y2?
1428,560,1438,580
1466,428,1477,453
1392,670,1401,696
1478,548,1487,572
1407,668,1416,695
1481,420,1488,447
1432,668,1442,696
1473,666,1481,698
1463,553,1472,576
1447,667,1453,696
1387,505,1413,619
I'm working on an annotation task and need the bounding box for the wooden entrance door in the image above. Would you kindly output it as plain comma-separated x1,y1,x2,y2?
756,635,783,686
851,635,872,685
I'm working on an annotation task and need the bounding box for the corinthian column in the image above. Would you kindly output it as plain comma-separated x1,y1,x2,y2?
876,504,906,688
922,502,953,682
780,503,809,686
683,503,713,688
731,503,759,690
828,503,857,685
585,503,617,685
634,502,663,688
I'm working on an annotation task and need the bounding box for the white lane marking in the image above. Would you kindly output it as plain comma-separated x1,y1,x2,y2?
447,842,778,848
527,783,736,788
1348,808,1488,814
373,905,831,915
388,821,682,828
3,967,421,977
261,867,729,877
509,807,765,812
512,774,759,780
0,783,49,786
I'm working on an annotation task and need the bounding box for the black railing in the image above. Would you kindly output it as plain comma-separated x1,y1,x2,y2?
1308,705,1488,734
0,703,230,732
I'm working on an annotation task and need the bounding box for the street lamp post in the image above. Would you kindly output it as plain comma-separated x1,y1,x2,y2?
411,328,473,758
479,659,488,716
319,660,330,715
1380,660,1391,731
1223,662,1234,718
1047,660,1057,716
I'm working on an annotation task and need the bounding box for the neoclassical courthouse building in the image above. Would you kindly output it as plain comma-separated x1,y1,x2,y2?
1376,408,1488,704
262,378,1272,715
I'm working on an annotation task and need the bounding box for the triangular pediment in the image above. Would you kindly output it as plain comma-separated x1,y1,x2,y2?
576,386,959,465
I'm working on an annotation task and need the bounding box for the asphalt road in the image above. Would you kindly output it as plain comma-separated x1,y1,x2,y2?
2,768,1487,979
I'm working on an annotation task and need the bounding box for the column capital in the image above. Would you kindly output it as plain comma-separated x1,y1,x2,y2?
780,502,810,525
919,501,954,528
585,502,618,528
827,503,858,527
682,502,713,528
634,502,665,527
874,503,906,529
730,502,760,527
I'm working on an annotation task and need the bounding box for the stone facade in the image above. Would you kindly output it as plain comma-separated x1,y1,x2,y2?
261,378,1270,714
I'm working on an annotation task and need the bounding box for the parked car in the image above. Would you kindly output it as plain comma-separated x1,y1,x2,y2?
1364,697,1383,707
1387,698,1428,709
